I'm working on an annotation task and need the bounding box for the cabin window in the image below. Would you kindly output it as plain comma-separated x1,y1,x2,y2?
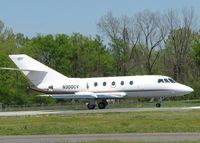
94,82,98,87
158,79,164,83
48,85,53,89
129,81,133,85
121,81,124,85
168,78,176,83
164,79,170,83
111,81,116,86
103,82,106,86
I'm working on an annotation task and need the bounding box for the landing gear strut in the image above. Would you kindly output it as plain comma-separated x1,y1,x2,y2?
156,97,163,108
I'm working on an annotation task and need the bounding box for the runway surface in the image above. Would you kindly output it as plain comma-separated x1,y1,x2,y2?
0,133,200,143
0,106,200,116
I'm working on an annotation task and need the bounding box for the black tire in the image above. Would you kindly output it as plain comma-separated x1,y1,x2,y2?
98,102,106,109
156,103,161,108
87,103,96,110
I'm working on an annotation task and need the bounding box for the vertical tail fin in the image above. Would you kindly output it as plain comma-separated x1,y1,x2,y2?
9,54,68,86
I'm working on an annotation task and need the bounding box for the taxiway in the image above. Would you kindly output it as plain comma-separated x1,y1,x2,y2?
0,133,200,143
0,106,200,116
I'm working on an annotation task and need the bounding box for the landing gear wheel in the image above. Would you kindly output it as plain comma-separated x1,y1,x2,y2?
156,97,163,108
156,103,161,108
98,102,106,109
87,103,96,110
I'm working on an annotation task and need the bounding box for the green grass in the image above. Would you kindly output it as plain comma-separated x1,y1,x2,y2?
0,110,200,135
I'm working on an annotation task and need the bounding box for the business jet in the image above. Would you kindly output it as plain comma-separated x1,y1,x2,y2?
1,54,193,109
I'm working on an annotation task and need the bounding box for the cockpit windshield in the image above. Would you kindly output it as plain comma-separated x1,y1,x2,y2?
158,79,164,83
164,79,170,83
168,78,176,83
158,78,176,83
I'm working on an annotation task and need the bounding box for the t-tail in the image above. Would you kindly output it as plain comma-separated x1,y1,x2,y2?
8,55,68,86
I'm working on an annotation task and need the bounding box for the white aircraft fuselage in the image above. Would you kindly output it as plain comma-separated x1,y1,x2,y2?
1,55,194,109
37,76,193,99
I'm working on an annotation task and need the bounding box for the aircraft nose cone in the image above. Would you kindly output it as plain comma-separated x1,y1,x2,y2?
186,86,194,93
181,85,194,94
175,84,194,96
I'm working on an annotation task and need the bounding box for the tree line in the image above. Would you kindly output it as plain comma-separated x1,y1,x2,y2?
0,8,200,106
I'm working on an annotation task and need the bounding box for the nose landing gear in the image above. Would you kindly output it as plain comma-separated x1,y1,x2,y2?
156,97,163,108
156,103,161,107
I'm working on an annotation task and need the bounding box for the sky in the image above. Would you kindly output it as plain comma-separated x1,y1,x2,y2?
0,0,200,38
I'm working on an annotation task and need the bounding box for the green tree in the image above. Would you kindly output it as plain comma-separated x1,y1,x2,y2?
165,28,197,82
192,38,200,66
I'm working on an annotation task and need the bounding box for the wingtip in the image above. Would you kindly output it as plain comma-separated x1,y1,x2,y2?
9,54,28,59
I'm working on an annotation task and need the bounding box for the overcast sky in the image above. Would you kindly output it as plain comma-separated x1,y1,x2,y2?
0,0,199,38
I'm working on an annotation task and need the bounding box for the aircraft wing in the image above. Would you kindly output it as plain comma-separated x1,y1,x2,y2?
0,67,46,72
95,92,126,98
38,92,126,99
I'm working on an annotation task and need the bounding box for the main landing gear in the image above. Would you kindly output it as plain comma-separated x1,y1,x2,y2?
87,99,108,110
156,97,163,108
98,99,108,109
87,99,96,109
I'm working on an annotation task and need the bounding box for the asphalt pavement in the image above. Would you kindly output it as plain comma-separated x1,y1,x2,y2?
0,133,200,143
0,106,200,116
